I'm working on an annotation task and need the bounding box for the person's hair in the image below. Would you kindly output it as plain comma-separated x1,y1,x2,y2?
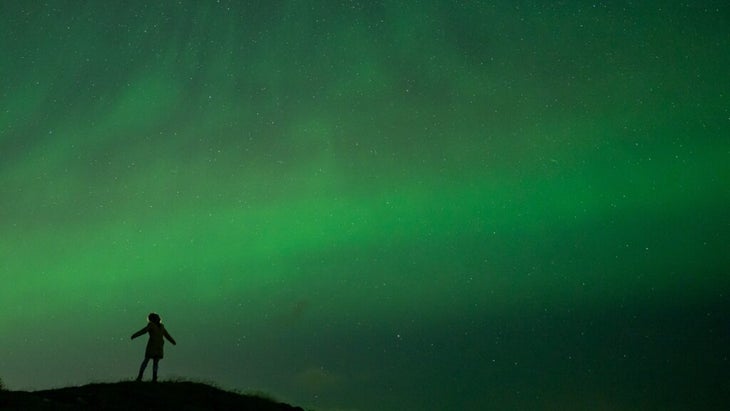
148,312,161,324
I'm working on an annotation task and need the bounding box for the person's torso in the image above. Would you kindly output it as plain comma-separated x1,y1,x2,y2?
147,323,165,344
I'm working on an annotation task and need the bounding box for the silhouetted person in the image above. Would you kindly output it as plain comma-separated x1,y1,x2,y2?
131,312,176,382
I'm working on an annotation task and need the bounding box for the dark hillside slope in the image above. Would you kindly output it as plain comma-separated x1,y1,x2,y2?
0,381,306,410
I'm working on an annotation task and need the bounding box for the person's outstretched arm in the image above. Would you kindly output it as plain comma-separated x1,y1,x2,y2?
163,327,177,345
131,325,148,339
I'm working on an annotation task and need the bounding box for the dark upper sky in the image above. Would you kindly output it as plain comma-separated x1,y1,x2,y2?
1,1,729,410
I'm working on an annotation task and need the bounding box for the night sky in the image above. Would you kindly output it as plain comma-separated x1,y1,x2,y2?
1,1,729,410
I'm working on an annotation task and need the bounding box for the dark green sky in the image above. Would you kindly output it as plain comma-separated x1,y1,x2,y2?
1,1,728,410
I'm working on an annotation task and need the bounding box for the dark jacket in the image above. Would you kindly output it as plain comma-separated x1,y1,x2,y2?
132,323,176,359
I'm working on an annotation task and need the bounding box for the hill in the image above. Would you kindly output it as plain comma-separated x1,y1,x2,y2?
0,380,306,410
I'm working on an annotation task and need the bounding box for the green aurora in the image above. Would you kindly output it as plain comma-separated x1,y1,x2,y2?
1,1,729,410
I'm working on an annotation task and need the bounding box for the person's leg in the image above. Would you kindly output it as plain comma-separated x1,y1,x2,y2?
152,358,160,382
137,357,150,381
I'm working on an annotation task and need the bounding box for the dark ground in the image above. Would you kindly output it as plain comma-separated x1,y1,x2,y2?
0,381,306,411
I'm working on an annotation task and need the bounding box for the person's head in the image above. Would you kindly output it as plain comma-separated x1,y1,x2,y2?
148,312,161,324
